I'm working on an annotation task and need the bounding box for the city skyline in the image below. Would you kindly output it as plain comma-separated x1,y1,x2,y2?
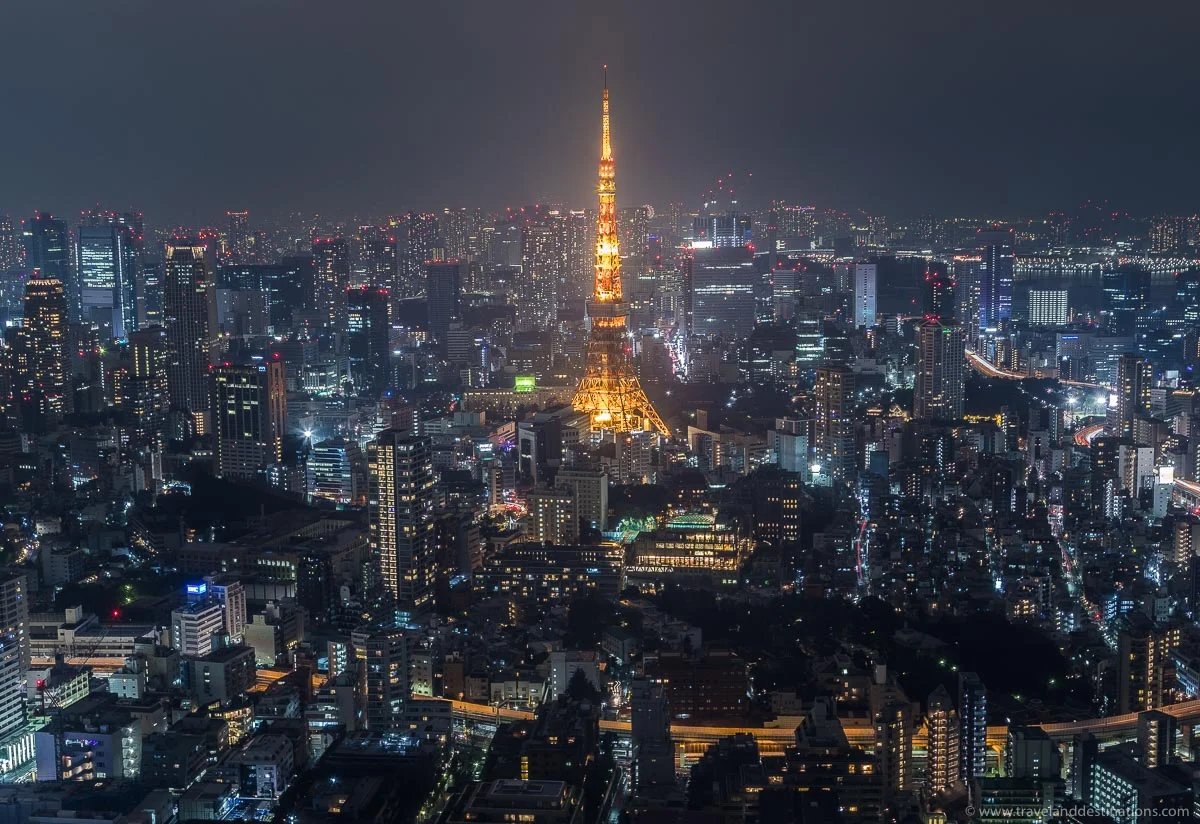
3,2,1199,223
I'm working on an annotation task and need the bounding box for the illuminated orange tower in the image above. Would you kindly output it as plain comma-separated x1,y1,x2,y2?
571,73,670,435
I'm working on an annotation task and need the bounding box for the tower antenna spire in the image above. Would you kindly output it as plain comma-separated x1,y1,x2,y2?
571,75,669,436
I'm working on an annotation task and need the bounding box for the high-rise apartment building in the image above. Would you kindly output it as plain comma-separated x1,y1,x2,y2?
311,237,350,328
926,684,960,796
914,320,966,421
958,672,987,786
813,362,856,484
1116,353,1152,441
226,210,251,263
518,220,563,331
126,326,170,445
924,261,956,321
0,573,30,738
368,430,437,613
853,262,877,328
351,624,411,730
164,245,218,428
11,278,68,423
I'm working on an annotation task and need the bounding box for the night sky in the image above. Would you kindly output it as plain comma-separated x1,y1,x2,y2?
3,1,1198,224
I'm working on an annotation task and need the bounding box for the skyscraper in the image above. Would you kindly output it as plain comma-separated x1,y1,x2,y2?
425,260,464,343
77,223,137,338
226,210,250,263
0,215,20,272
24,213,72,319
686,245,756,338
0,573,30,738
1116,353,1152,440
368,430,437,613
813,361,856,484
914,320,966,421
518,219,563,331
346,286,392,396
977,227,1014,331
958,672,987,787
395,211,440,296
923,260,956,321
164,244,218,428
211,359,287,480
853,262,877,328
571,78,668,436
126,326,170,446
311,237,350,328
926,684,960,796
1102,266,1150,339
9,278,68,425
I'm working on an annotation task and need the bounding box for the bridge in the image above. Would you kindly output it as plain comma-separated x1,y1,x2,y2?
446,696,1200,767
965,350,1110,392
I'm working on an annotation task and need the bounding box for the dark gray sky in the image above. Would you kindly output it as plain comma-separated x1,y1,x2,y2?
3,1,1198,225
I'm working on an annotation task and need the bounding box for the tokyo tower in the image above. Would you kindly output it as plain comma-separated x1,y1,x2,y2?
570,74,670,436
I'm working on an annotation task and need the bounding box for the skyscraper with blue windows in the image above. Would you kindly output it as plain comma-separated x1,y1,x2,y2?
977,227,1014,331
78,223,137,338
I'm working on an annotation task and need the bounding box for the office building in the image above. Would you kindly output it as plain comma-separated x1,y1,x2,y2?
24,213,72,318
978,228,1014,330
853,262,877,328
204,575,248,643
914,319,966,420
687,245,756,338
1027,289,1069,326
1102,266,1150,339
77,223,137,338
346,286,391,395
307,437,363,506
425,260,464,343
171,600,226,658
211,359,286,481
164,244,218,428
368,431,437,613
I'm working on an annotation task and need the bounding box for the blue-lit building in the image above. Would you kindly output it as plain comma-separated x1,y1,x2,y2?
977,228,1014,331
78,223,137,338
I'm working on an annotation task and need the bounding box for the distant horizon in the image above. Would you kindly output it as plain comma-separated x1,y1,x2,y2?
3,2,1198,226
